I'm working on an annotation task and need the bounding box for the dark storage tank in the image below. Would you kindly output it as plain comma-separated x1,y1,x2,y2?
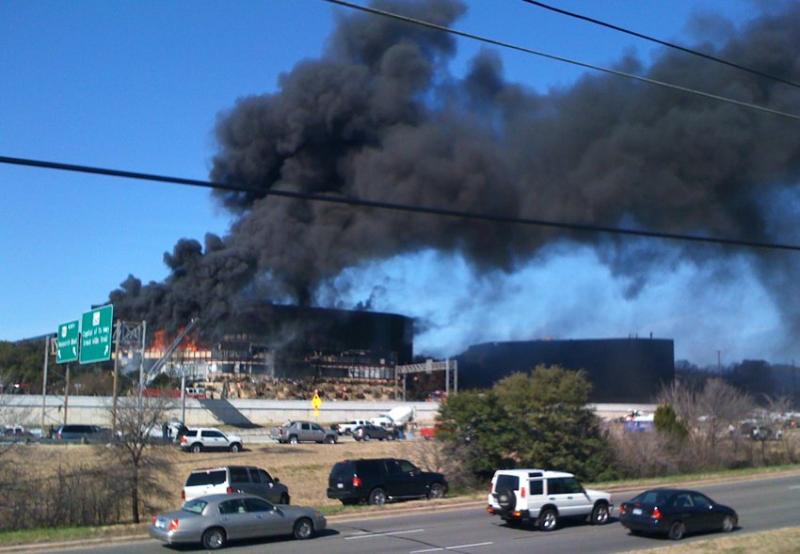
456,338,674,403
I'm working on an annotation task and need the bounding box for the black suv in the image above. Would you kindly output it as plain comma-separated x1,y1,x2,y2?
327,458,447,505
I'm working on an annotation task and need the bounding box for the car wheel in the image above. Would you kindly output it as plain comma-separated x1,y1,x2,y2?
538,508,558,532
202,527,226,550
293,517,314,540
590,502,610,525
722,515,736,533
427,483,445,500
368,487,387,506
668,521,685,540
289,435,299,445
364,434,371,441
191,443,202,454
229,443,240,453
325,435,335,444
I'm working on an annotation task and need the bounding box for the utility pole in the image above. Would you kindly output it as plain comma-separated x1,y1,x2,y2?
41,336,50,432
138,320,147,410
63,363,70,425
717,350,722,372
180,371,187,424
111,320,121,435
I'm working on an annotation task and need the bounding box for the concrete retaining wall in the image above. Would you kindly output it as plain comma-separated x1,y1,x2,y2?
1,395,657,429
0,395,440,427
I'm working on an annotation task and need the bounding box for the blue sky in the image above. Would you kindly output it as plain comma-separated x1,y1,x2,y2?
0,1,778,365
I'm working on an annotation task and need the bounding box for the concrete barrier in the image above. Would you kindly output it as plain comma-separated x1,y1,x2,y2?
0,395,440,427
1,395,656,429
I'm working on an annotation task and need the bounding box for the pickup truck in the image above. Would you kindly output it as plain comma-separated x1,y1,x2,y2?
272,421,338,444
335,419,370,435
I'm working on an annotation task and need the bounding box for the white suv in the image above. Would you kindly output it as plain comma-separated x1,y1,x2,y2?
180,428,243,453
487,469,612,531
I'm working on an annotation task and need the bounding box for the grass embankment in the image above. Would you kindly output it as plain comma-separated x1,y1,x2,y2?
635,526,800,553
2,441,799,548
0,523,147,547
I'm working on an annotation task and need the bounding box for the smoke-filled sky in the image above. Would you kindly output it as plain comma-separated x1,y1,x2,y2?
2,0,799,366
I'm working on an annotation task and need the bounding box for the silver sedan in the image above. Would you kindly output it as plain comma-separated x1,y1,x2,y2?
149,493,326,550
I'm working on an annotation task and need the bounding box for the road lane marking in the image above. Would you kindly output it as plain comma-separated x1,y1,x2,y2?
409,541,493,553
345,528,426,540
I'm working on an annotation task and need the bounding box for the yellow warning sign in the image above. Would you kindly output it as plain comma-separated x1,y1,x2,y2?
311,392,322,416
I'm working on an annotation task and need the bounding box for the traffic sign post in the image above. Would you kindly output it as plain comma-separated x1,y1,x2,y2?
79,305,114,364
56,321,79,364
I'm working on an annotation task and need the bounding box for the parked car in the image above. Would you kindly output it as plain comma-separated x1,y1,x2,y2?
271,421,337,444
149,493,325,550
487,469,612,530
327,458,447,505
419,426,438,440
335,419,370,435
180,428,243,453
183,466,290,504
54,424,111,443
353,424,397,441
619,488,737,540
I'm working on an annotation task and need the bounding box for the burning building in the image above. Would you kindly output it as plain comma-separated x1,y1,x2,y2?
456,338,674,403
142,305,413,381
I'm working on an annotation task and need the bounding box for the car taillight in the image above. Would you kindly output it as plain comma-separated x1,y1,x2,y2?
168,519,180,531
520,487,526,498
619,504,627,515
180,436,187,444
151,516,157,525
181,490,185,500
652,507,663,520
226,486,235,494
352,475,362,488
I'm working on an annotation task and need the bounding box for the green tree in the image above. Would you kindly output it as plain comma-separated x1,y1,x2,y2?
437,365,617,483
654,403,688,442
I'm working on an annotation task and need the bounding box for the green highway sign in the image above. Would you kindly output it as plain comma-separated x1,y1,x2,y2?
56,320,79,363
79,305,114,364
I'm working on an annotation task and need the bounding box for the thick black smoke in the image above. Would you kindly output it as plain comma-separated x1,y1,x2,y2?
111,0,800,350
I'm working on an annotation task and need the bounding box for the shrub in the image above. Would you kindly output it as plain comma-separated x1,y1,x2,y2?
436,365,617,483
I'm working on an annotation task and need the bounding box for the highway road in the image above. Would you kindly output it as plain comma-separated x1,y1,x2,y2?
44,473,800,554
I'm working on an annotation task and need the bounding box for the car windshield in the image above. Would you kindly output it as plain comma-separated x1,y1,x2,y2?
632,490,672,506
495,475,519,492
182,499,207,514
186,470,226,486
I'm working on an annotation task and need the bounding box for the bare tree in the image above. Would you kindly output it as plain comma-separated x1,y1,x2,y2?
698,379,753,454
106,395,174,523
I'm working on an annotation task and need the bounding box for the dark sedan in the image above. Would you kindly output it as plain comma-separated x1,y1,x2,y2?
619,488,737,540
353,424,397,441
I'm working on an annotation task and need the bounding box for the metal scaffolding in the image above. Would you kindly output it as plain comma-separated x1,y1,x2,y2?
395,358,458,401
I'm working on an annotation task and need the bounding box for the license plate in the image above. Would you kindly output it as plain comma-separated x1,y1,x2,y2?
337,483,344,489
632,508,642,516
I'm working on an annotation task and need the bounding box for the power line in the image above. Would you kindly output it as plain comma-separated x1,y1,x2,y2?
321,0,800,122
521,0,800,90
2,154,800,253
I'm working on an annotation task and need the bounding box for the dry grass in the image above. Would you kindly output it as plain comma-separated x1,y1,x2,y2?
9,440,424,514
632,526,800,553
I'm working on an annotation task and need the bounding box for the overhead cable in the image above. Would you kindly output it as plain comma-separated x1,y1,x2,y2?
521,0,800,90
322,0,800,121
2,154,800,253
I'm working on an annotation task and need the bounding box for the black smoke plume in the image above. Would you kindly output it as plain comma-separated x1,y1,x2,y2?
111,0,800,353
